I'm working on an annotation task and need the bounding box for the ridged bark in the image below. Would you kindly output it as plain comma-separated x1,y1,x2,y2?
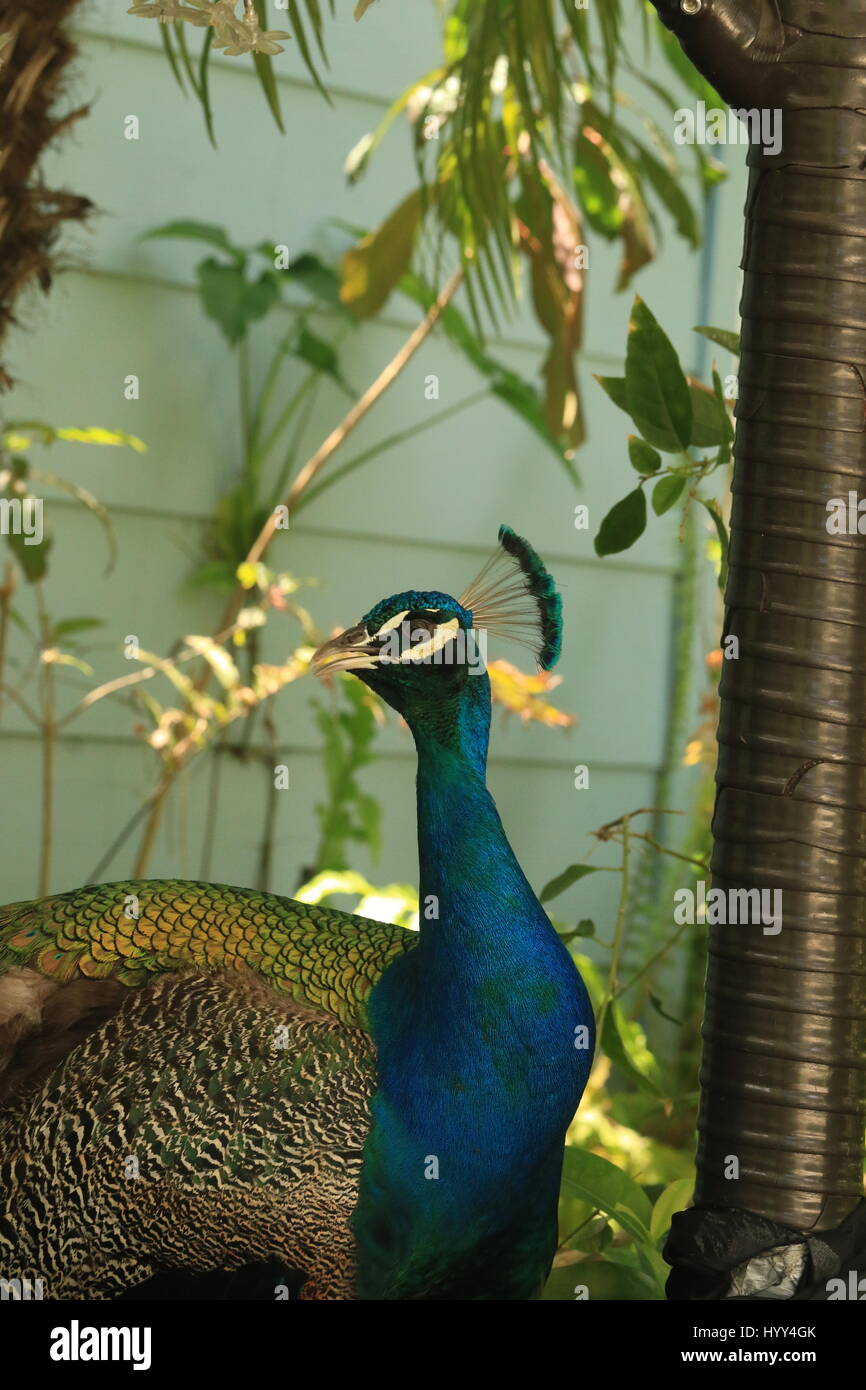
651,0,866,1230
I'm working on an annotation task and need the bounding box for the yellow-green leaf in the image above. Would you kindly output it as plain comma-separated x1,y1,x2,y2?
340,191,423,318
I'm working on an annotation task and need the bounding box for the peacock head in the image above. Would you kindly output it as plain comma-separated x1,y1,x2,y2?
310,526,562,737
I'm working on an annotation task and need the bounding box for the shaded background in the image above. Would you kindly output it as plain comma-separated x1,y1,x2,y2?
3,0,743,942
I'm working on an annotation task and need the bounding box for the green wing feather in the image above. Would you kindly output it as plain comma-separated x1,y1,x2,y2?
0,880,416,1028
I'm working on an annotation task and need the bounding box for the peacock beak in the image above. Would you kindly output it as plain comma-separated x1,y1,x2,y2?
310,623,379,677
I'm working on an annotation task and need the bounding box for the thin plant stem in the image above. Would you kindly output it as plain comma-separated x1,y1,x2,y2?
268,372,323,509
132,770,175,878
239,336,253,463
130,270,464,876
0,562,15,719
294,389,490,516
596,817,630,1039
34,582,54,896
613,919,693,1005
244,267,464,567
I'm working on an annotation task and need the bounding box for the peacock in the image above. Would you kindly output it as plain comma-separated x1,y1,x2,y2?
0,526,595,1300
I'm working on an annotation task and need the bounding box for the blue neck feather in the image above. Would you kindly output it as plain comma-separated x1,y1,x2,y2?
354,672,595,1299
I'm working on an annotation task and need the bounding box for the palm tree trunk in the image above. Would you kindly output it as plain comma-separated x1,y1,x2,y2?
649,0,866,1243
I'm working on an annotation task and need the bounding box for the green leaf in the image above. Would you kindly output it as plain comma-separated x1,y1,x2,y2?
595,375,629,413
253,1,287,126
283,253,344,307
650,1177,693,1243
6,528,51,583
197,25,216,148
625,298,692,451
288,321,350,391
196,261,280,345
595,487,647,556
657,24,724,108
628,436,661,475
651,474,686,516
573,130,624,238
700,496,730,591
284,0,331,107
576,918,595,938
185,560,238,592
52,617,104,640
540,864,599,904
340,191,423,318
636,142,699,249
143,220,245,265
560,1147,653,1246
601,1003,661,1095
688,379,730,447
694,324,740,356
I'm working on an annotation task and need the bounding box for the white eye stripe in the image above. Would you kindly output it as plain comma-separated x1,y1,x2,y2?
371,610,409,638
398,617,459,663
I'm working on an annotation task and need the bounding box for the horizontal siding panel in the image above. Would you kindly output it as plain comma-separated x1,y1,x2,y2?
10,273,688,566
3,509,677,767
0,731,662,944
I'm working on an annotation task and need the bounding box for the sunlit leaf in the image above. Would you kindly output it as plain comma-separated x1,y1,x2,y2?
650,1177,693,1243
700,496,729,591
601,1003,661,1095
560,1147,653,1245
341,191,424,318
573,130,624,237
42,648,93,677
487,659,575,729
54,426,147,453
183,634,241,691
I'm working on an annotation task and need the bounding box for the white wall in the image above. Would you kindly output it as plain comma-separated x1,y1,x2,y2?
1,2,746,945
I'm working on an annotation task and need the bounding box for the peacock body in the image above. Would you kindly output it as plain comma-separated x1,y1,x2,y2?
0,527,594,1300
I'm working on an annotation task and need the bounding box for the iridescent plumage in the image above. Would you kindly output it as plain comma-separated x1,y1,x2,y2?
0,526,594,1300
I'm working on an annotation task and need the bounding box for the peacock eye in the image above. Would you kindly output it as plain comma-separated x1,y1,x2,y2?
406,614,438,643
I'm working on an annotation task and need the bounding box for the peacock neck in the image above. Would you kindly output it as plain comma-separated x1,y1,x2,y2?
408,677,548,959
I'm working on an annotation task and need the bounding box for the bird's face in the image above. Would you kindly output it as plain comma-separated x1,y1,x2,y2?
310,525,562,731
310,590,486,718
